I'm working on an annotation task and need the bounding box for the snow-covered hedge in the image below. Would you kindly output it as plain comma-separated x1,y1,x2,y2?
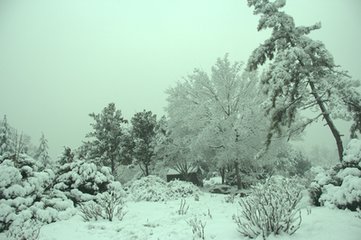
309,139,361,210
54,159,118,205
128,175,200,202
0,155,75,233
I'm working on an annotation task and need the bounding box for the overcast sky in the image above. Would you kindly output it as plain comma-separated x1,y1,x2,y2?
0,0,360,159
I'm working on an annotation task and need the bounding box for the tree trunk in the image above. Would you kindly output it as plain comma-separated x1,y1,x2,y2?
145,164,149,176
219,167,226,184
234,161,241,190
309,81,344,161
111,159,115,176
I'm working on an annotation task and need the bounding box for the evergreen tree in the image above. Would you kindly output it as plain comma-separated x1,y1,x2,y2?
85,103,128,175
0,115,14,157
131,110,157,176
59,146,75,165
246,0,361,161
34,133,50,168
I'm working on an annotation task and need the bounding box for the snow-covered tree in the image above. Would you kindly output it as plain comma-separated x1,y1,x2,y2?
13,131,32,162
246,0,361,161
58,147,74,165
131,110,157,176
0,154,75,233
53,158,119,205
0,115,14,157
0,116,36,163
34,133,50,168
85,103,128,175
166,54,283,188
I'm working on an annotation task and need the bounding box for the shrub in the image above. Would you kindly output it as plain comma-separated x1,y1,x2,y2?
54,159,117,205
0,155,75,233
186,216,206,240
177,199,189,215
128,175,169,202
233,176,303,239
309,139,361,210
167,179,200,199
6,218,41,240
357,208,361,219
79,185,126,222
128,175,200,202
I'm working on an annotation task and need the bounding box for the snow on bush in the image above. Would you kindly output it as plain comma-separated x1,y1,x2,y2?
6,217,41,240
0,155,75,233
320,175,361,209
309,139,361,210
168,179,200,199
79,183,127,222
128,175,200,202
54,159,118,205
128,175,169,202
186,216,206,240
343,139,361,165
233,176,303,239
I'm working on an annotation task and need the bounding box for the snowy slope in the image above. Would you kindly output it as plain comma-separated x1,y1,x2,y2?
3,193,359,240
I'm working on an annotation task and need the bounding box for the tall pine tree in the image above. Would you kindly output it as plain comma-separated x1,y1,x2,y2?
246,0,361,161
0,115,14,157
34,133,50,168
131,110,157,176
85,103,128,175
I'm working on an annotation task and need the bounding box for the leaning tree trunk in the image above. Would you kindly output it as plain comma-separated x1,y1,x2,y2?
309,81,344,161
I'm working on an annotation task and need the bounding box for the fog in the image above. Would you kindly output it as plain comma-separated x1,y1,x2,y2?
0,0,360,158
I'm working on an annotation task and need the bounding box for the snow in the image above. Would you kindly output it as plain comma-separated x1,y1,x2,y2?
0,160,22,188
343,139,361,163
203,177,222,187
2,193,358,240
127,176,200,202
337,167,361,180
320,176,361,208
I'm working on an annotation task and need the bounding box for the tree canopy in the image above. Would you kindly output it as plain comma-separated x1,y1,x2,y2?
246,0,361,161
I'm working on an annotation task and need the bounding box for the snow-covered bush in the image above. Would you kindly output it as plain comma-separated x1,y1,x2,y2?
167,179,200,199
233,176,303,239
309,139,361,210
224,193,238,203
128,175,200,202
128,175,169,201
54,159,117,205
79,182,126,222
6,218,41,240
177,199,189,215
0,155,75,233
186,216,206,240
357,208,361,219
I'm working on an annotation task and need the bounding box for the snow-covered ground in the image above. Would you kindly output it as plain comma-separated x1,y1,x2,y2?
4,193,359,240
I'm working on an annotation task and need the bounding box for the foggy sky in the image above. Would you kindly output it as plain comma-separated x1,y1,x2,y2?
0,0,360,159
